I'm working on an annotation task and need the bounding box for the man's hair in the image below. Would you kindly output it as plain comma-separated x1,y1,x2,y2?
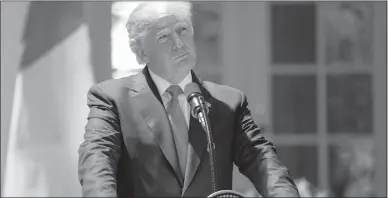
125,2,193,64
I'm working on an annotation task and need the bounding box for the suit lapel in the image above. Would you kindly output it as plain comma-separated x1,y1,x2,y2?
128,67,184,186
182,72,217,195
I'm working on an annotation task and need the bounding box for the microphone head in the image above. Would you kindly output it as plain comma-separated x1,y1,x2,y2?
184,82,202,101
184,82,206,118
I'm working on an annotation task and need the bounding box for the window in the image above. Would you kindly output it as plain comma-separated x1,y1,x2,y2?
269,2,376,196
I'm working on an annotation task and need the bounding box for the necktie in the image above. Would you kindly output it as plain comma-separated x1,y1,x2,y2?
165,85,188,177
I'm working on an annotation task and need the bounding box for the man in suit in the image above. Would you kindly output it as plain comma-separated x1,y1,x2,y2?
78,2,300,197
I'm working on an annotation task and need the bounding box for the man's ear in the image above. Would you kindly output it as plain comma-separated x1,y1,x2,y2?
190,24,194,34
140,51,149,63
136,49,149,64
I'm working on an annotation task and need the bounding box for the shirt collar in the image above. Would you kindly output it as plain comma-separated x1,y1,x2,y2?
148,68,192,96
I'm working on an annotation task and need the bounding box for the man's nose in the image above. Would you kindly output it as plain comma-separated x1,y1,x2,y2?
172,34,183,49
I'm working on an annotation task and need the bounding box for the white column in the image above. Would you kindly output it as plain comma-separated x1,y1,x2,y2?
220,1,270,127
220,2,270,196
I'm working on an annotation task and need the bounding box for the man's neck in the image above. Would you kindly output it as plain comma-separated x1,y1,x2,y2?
148,67,192,95
166,72,189,84
149,68,190,84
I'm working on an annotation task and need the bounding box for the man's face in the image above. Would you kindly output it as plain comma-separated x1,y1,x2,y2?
141,12,197,83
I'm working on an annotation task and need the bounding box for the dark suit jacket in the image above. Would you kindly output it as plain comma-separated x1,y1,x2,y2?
78,67,300,197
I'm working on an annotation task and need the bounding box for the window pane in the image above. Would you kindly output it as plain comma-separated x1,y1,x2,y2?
271,3,316,64
327,74,372,134
323,2,373,66
272,75,317,134
276,145,318,187
329,139,375,197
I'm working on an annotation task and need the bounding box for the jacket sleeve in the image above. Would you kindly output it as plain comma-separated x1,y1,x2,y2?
233,92,300,197
78,85,122,197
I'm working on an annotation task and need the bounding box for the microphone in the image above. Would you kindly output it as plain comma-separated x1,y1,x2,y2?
184,82,218,192
184,82,209,130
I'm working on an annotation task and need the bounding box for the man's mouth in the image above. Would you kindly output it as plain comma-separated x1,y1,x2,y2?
174,52,189,60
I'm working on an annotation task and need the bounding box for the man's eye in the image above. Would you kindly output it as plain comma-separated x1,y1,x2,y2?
180,27,188,34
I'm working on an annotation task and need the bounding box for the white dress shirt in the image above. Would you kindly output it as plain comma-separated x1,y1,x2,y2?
148,69,192,128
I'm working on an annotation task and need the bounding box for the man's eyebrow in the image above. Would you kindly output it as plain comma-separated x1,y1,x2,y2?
155,21,168,30
155,25,165,30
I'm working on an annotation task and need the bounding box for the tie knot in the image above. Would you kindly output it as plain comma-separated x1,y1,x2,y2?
166,85,183,98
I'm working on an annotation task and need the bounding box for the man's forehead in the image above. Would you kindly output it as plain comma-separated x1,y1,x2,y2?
154,15,189,30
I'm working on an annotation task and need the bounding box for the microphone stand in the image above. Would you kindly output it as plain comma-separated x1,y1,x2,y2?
186,86,244,198
197,102,218,193
197,103,244,198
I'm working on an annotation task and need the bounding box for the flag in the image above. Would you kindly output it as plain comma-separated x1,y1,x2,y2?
1,2,31,192
2,2,101,196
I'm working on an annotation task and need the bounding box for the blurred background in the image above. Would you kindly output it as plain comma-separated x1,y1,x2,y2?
1,1,386,197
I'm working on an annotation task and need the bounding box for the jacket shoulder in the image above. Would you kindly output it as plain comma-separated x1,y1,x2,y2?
89,74,140,98
94,77,128,90
202,81,244,108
